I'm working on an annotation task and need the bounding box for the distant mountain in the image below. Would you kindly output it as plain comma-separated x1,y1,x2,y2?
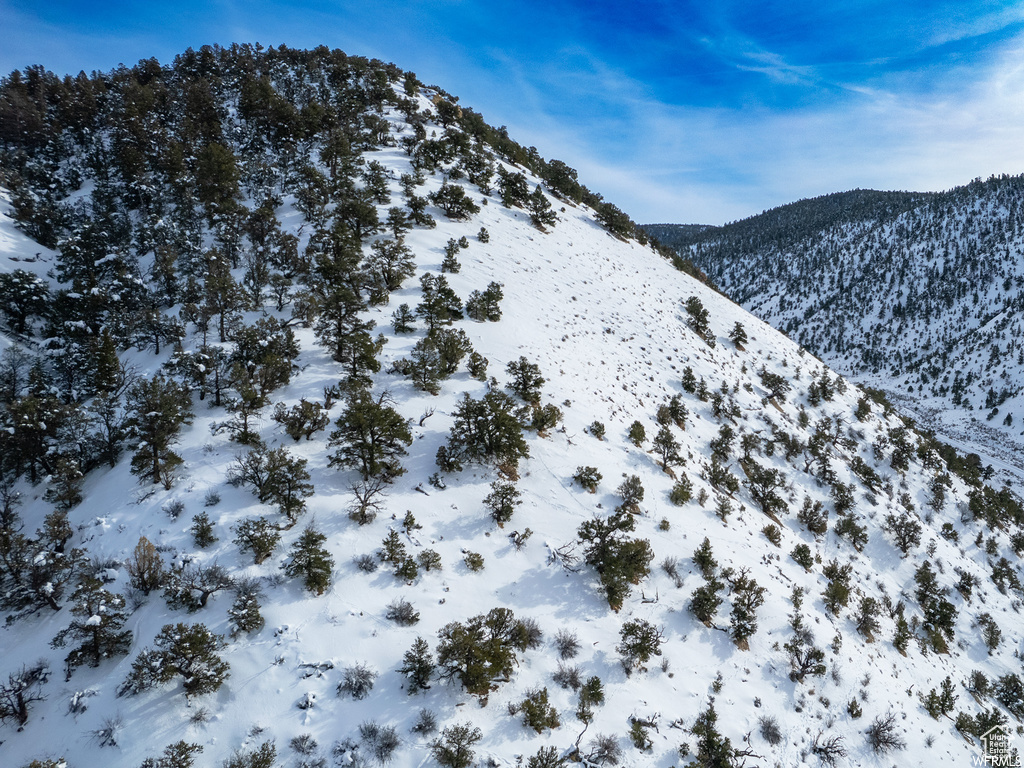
1,45,1022,768
646,177,1024,467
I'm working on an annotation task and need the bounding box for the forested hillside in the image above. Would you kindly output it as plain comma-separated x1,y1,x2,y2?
1,45,1022,768
648,178,1024,468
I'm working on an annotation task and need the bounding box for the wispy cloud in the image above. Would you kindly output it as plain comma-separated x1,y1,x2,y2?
2,0,1023,224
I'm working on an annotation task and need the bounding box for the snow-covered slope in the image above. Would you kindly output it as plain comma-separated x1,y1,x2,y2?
649,178,1024,472
1,48,1023,768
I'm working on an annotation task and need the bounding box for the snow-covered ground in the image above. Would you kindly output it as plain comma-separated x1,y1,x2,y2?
1,89,1021,768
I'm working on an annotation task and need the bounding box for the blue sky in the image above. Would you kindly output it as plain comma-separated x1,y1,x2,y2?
3,0,1024,224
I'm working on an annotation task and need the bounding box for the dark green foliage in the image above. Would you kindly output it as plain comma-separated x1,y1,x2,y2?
498,167,530,208
578,510,653,610
416,273,463,332
398,636,435,693
685,296,713,344
528,186,557,228
627,420,646,447
429,181,480,220
617,619,664,671
441,238,462,274
588,420,606,439
979,612,1002,653
223,740,276,768
139,741,204,768
759,368,791,401
691,584,725,626
467,351,489,380
464,551,485,571
705,455,740,493
762,524,782,546
728,568,766,646
0,270,49,335
329,388,412,482
788,544,814,572
190,512,217,548
284,525,334,595
797,496,828,537
506,356,545,404
784,628,826,683
692,538,718,580
728,322,747,348
576,675,605,723
691,699,738,768
126,374,194,489
669,476,693,505
484,480,522,526
435,607,531,696
616,474,645,513
893,614,912,654
51,577,132,678
442,391,530,472
834,512,868,551
272,399,329,441
854,596,880,640
652,426,683,469
120,622,229,698
822,560,852,615
234,517,281,564
228,581,264,635
513,687,560,732
431,722,483,768
573,466,602,493
922,676,958,719
228,443,313,521
743,460,787,518
391,303,416,333
531,403,563,433
884,511,922,555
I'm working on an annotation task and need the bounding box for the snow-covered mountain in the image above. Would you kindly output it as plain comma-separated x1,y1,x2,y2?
646,178,1024,470
1,46,1023,768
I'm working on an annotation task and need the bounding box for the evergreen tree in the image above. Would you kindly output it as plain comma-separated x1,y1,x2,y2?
328,388,412,481
398,636,435,693
506,356,545,405
442,391,530,472
483,480,522,527
528,186,557,228
577,510,653,610
284,524,334,595
233,517,281,565
652,426,682,470
52,577,132,678
120,622,229,698
126,373,194,489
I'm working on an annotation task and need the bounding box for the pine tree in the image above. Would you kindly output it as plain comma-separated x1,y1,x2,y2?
228,580,264,635
51,577,132,678
483,480,522,527
191,511,217,548
284,524,334,595
528,186,557,229
399,636,435,693
120,622,229,698
652,426,682,470
506,356,545,405
126,373,194,489
328,388,412,481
